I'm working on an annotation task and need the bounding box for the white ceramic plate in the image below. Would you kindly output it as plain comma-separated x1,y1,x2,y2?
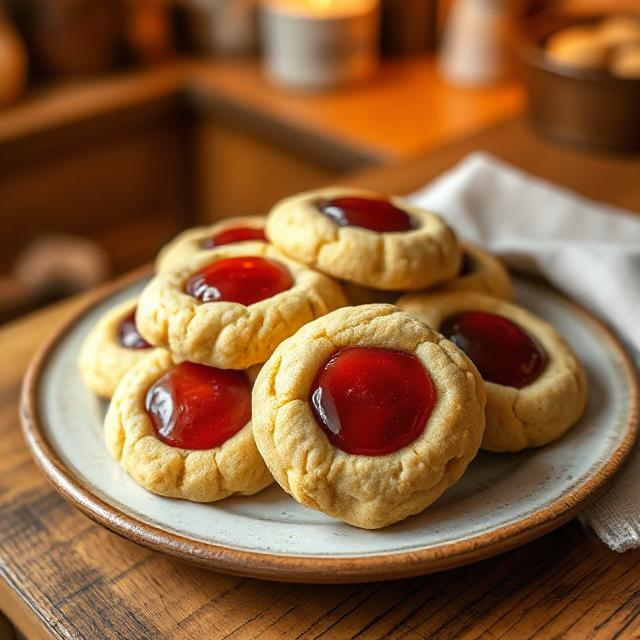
21,274,638,583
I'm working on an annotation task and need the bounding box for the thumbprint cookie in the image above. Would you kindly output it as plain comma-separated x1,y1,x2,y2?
137,243,346,369
266,187,461,291
434,242,512,299
156,215,267,272
104,349,273,501
397,291,587,452
79,297,152,398
251,304,485,529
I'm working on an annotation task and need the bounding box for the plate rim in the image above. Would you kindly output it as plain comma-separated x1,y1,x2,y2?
20,270,640,583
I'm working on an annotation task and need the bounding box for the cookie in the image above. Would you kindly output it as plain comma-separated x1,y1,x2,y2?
434,242,512,299
104,349,273,501
545,26,607,70
340,241,510,307
251,304,485,529
156,215,267,272
266,187,461,291
598,15,640,49
397,291,587,452
610,44,640,78
137,243,346,369
341,282,401,306
79,297,153,398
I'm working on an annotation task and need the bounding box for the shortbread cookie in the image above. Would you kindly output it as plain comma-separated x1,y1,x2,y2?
598,15,640,49
611,44,640,79
252,304,485,529
397,292,587,452
105,349,273,501
341,282,401,306
79,297,152,398
435,242,512,299
341,242,510,305
546,26,607,70
266,187,461,291
137,243,346,369
156,216,267,272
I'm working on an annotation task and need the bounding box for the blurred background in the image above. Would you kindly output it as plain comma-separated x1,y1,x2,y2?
0,0,638,323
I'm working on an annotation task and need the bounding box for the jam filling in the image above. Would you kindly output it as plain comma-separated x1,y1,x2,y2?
309,346,436,456
186,256,293,306
440,311,547,388
459,251,474,277
145,362,251,450
317,196,414,233
117,309,151,350
202,226,267,248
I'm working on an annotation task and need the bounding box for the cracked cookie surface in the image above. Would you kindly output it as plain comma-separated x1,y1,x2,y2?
251,304,486,529
397,291,588,452
340,242,511,306
156,215,267,272
137,243,347,369
78,297,151,398
104,349,273,501
266,187,461,291
434,242,512,299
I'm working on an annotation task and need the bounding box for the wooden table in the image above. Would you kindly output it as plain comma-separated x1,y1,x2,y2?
3,117,640,640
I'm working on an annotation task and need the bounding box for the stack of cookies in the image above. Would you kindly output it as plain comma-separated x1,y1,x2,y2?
79,187,587,529
545,14,640,79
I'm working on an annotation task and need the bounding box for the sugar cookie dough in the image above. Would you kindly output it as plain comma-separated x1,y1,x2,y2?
137,243,346,369
434,242,512,299
156,215,267,272
398,292,587,452
104,349,273,501
79,297,152,398
266,187,461,291
252,304,485,529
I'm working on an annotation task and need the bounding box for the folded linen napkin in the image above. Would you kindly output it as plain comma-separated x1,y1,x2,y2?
408,152,640,552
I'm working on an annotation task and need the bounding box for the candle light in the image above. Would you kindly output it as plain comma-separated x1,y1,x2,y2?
261,0,380,89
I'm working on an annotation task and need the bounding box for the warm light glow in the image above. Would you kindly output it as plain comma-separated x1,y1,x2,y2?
265,0,377,18
309,0,336,9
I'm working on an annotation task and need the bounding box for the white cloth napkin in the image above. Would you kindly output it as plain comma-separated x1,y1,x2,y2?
408,152,640,552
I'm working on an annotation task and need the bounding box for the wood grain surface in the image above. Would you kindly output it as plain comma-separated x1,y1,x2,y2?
2,116,640,639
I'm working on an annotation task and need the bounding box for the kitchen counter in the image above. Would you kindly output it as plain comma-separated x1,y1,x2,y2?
0,56,523,168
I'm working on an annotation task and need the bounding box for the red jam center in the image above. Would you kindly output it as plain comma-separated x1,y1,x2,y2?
440,311,547,388
309,346,436,456
145,362,251,450
117,309,151,350
202,226,267,248
185,256,293,306
317,196,413,233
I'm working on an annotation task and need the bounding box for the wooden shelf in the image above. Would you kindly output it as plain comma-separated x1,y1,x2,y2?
185,56,523,164
0,63,187,145
0,56,524,167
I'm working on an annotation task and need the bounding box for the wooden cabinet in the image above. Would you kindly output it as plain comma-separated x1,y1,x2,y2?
0,58,522,320
0,95,193,276
194,117,340,222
